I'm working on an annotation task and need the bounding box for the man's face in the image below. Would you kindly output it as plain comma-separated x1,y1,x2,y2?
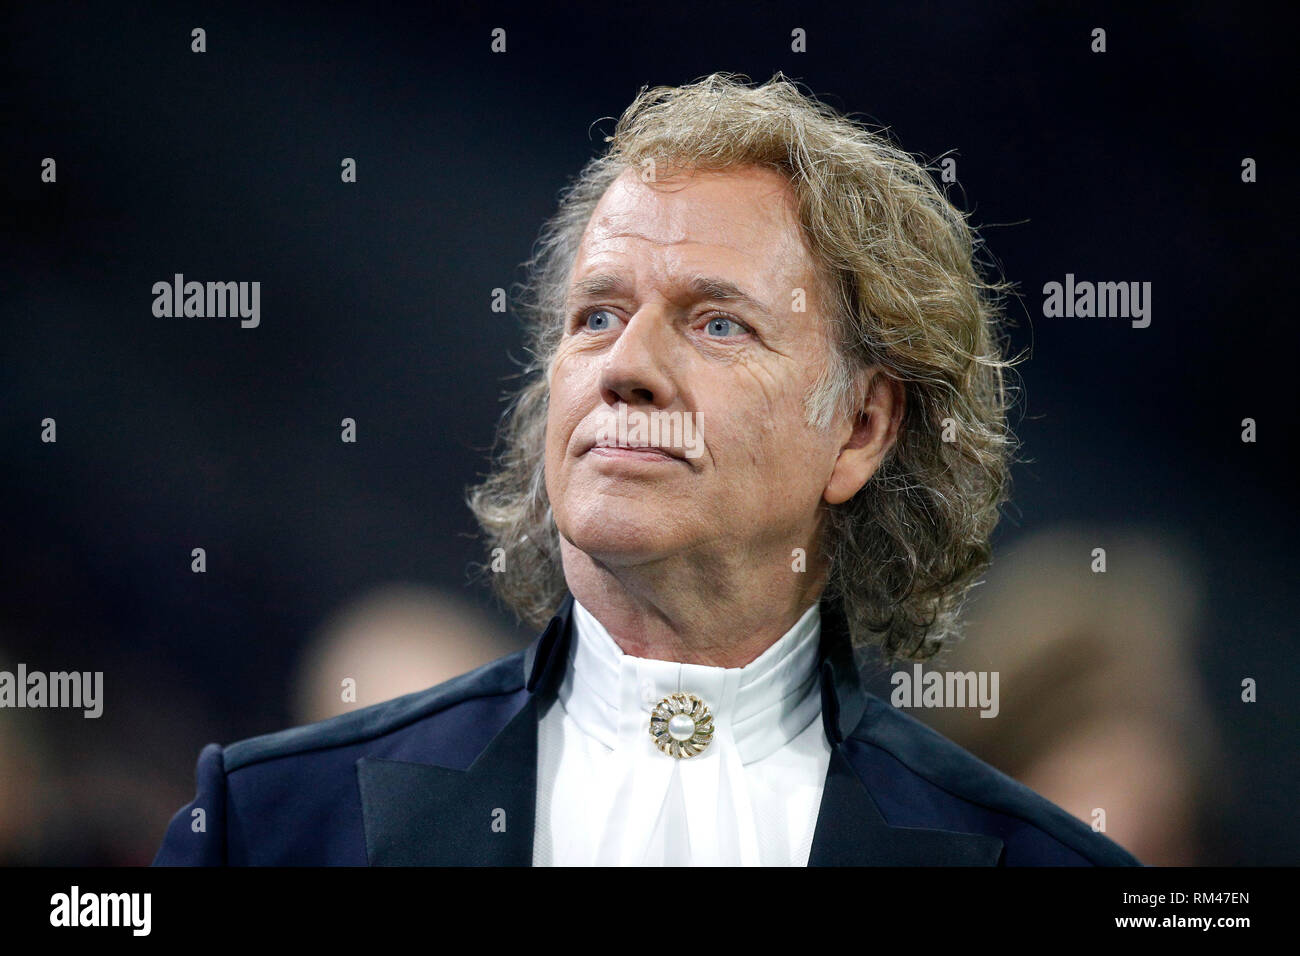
545,164,851,573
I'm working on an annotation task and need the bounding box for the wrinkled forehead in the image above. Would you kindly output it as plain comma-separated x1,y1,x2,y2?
573,165,818,292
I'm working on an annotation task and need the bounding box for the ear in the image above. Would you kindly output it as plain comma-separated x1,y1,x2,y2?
823,370,905,505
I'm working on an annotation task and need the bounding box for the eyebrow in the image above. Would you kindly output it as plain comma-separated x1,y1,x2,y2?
566,273,634,303
566,272,774,318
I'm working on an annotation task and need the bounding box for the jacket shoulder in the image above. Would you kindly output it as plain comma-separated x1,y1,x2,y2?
847,693,1142,866
223,649,528,773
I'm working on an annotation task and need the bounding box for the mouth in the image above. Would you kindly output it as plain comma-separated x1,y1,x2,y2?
587,445,681,462
578,405,703,466
579,429,691,463
581,436,688,463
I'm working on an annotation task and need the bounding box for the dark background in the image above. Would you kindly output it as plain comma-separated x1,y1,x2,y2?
1,0,1295,864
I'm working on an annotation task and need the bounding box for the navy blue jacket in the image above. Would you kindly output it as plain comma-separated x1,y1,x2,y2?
153,594,1141,866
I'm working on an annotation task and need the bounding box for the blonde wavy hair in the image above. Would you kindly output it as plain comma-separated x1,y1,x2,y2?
468,72,1019,662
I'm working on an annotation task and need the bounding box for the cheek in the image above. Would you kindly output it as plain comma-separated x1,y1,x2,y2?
544,399,580,469
545,360,584,438
543,360,594,495
731,388,834,488
550,352,597,415
543,416,576,527
543,414,563,477
724,371,812,458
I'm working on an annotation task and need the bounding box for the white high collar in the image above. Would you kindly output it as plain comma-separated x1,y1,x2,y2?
561,598,824,764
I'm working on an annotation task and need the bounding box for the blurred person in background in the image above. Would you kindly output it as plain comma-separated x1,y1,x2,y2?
913,526,1222,866
293,584,521,725
1,643,198,865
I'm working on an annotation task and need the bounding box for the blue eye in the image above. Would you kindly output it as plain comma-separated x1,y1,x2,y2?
585,309,616,331
705,315,744,337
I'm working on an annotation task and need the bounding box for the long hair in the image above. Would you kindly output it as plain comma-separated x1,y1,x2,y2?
468,72,1019,663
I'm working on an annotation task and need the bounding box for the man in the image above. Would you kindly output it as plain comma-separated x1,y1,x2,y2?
154,73,1140,866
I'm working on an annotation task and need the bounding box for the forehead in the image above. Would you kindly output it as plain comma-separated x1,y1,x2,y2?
573,165,815,289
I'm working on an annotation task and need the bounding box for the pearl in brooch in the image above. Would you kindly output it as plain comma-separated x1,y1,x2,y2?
649,692,714,758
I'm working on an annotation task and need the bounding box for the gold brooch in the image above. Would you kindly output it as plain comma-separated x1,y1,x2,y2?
648,692,714,758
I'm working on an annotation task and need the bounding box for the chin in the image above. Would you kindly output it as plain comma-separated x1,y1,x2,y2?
559,506,686,566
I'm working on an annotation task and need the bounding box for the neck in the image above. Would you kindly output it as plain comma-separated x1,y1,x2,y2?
558,536,829,668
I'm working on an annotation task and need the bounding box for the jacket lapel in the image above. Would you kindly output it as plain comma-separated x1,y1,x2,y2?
807,747,1003,865
355,598,572,866
356,696,540,866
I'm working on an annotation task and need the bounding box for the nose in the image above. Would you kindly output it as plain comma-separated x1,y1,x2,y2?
598,305,677,409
